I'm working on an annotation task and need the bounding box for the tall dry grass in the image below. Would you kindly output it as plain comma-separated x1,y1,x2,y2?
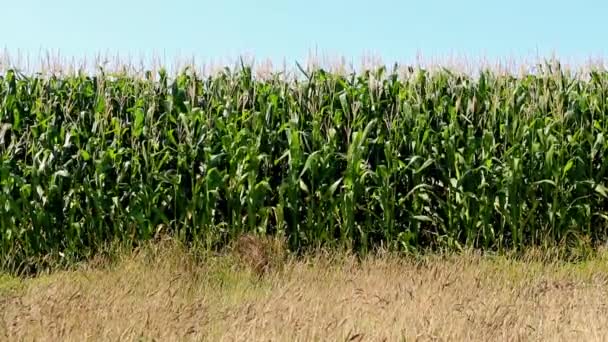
2,241,608,341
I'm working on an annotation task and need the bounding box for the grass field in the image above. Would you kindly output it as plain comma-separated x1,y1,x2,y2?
2,238,608,341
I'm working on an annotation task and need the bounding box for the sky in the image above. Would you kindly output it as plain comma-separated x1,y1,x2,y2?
2,0,608,67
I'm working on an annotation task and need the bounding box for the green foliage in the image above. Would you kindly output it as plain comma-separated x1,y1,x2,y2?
1,62,608,272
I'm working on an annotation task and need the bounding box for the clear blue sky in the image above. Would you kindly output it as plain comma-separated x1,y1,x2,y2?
2,0,607,65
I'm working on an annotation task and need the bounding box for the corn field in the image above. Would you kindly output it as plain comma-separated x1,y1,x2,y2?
1,61,608,271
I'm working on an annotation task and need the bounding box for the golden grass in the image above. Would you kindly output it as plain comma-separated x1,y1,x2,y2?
2,242,608,341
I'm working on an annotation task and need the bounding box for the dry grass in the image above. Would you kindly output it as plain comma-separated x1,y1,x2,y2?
232,234,287,276
2,243,608,341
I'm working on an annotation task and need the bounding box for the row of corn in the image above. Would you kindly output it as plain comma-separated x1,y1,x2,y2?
1,62,608,271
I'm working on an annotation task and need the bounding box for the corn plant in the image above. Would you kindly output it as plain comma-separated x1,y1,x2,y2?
1,60,608,272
